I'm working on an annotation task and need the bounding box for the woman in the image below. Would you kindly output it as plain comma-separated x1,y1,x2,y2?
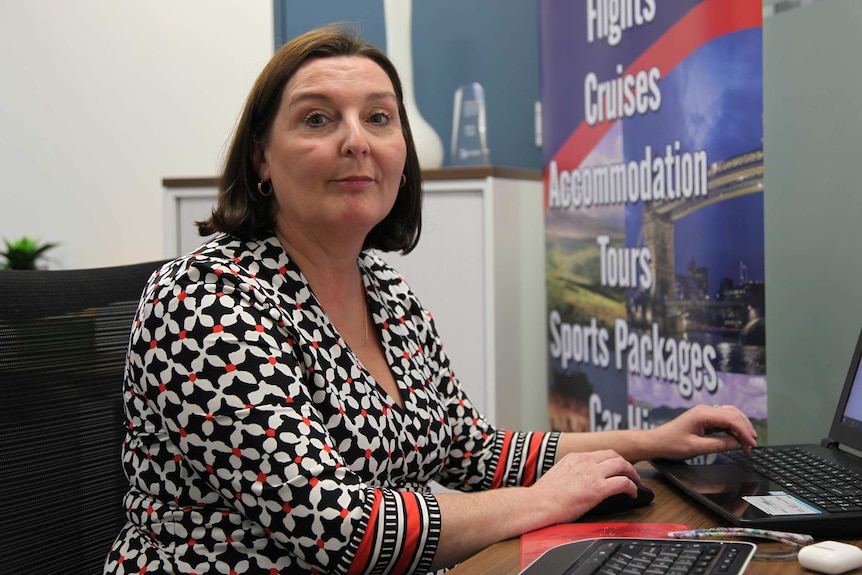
104,25,756,575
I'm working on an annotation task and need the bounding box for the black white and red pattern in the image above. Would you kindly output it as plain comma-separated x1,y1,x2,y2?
104,234,560,575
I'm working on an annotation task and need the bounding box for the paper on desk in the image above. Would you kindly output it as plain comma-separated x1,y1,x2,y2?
520,522,689,570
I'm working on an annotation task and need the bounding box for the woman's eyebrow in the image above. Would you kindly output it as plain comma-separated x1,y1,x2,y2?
287,90,397,107
365,91,398,103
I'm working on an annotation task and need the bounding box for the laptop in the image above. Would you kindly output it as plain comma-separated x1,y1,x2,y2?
651,327,862,536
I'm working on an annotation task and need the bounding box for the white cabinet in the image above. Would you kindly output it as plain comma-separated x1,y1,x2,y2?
163,167,547,431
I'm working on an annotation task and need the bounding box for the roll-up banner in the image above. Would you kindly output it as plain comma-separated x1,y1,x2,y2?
540,0,766,441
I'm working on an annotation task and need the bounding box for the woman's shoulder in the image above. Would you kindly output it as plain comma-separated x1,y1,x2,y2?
148,234,293,293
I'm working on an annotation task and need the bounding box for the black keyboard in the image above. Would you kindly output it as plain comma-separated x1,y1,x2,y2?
519,538,756,575
726,446,862,512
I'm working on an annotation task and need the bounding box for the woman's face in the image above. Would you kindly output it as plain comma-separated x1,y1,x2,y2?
257,55,407,251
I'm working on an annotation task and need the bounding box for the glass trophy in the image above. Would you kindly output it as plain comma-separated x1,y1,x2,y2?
450,82,490,166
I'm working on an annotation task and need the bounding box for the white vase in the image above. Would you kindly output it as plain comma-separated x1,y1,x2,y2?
383,0,444,170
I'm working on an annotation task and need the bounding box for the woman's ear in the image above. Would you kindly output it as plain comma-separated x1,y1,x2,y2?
253,141,270,182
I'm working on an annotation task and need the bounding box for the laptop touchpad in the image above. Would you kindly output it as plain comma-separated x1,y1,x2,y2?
683,464,763,483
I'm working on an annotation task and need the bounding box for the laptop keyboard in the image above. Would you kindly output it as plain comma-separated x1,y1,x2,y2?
560,538,753,575
726,446,862,512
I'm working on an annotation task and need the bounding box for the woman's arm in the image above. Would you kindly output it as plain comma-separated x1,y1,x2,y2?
553,404,758,463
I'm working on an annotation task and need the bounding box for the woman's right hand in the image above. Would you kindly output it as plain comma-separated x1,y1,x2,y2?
530,449,641,523
433,448,641,569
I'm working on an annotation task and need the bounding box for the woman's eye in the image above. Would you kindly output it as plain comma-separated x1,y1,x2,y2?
304,112,327,127
369,111,394,125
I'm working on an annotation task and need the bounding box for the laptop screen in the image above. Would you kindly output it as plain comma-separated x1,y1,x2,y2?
842,366,862,428
829,327,862,447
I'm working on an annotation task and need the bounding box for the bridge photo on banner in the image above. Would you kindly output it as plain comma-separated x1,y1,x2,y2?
539,0,766,442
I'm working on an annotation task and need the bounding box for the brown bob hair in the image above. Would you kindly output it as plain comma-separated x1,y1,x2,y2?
197,24,422,254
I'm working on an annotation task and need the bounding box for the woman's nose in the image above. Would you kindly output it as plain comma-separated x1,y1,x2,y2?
340,119,370,157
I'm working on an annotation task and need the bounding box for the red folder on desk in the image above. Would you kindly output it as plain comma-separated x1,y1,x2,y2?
520,523,688,570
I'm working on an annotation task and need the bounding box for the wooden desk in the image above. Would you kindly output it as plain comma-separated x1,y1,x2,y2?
447,464,862,574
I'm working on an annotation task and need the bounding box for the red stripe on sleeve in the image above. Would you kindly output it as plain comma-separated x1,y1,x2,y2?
490,431,514,488
520,433,545,486
391,493,422,575
347,489,382,575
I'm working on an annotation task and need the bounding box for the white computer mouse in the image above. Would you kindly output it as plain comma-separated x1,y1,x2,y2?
797,541,862,574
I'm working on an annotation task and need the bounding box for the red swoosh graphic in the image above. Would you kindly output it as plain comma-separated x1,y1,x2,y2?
543,0,761,209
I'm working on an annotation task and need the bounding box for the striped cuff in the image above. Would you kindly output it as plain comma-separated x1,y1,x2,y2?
346,489,441,575
489,431,561,489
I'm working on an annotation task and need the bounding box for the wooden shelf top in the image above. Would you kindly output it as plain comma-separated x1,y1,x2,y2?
422,166,542,181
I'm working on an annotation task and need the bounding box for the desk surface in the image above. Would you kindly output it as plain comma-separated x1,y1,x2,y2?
447,463,862,575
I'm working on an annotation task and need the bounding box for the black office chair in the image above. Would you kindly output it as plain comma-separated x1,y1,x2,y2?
0,260,166,575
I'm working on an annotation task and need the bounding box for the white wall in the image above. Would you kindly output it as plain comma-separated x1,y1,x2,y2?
764,0,862,444
0,1,273,269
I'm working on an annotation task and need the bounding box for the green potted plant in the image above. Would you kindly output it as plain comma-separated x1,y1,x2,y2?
0,236,60,270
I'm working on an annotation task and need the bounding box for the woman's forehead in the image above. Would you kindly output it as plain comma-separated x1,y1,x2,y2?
286,55,395,100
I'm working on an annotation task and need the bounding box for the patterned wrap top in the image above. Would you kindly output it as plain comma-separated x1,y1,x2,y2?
104,234,560,575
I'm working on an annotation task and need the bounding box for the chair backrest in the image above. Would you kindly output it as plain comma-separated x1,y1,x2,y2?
0,260,166,575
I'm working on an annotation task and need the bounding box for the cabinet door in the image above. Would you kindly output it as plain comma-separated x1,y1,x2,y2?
164,188,218,257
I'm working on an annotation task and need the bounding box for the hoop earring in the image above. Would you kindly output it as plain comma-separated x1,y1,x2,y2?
257,180,273,197
400,174,407,188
